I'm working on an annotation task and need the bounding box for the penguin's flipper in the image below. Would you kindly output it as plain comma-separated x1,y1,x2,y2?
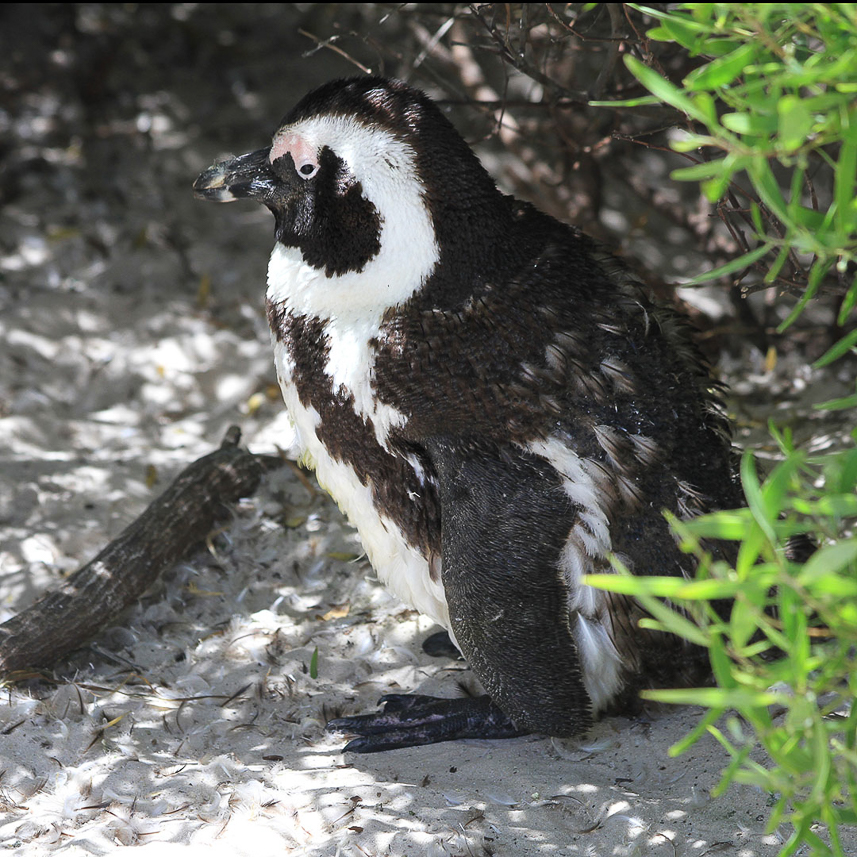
326,693,523,753
424,435,594,737
326,435,595,752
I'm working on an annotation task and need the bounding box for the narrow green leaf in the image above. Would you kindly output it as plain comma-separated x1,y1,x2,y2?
799,539,857,586
836,271,857,326
764,244,791,284
748,158,790,224
790,493,857,516
671,160,729,181
789,206,828,229
588,95,663,109
309,645,319,679
834,113,857,235
668,707,724,756
721,112,778,136
701,172,733,202
813,326,857,367
709,634,737,688
671,132,722,152
680,243,771,285
624,56,712,125
809,720,833,806
676,510,754,540
659,17,704,50
741,451,777,544
750,201,764,233
814,391,857,410
684,43,756,90
642,687,781,708
590,568,712,646
676,578,742,599
760,456,799,517
730,597,759,650
736,523,766,578
645,25,676,42
777,258,831,333
583,573,685,598
778,94,814,152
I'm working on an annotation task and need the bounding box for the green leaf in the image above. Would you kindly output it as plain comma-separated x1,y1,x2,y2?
764,244,791,284
835,117,857,235
777,585,807,646
799,539,857,586
790,493,857,517
659,17,704,50
809,721,833,806
815,391,857,410
669,706,724,756
671,159,730,181
309,645,319,679
637,10,708,50
589,573,741,600
680,242,772,285
730,597,759,650
709,634,737,688
670,132,723,152
701,172,733,202
588,569,711,646
588,95,663,109
778,258,831,333
646,25,680,43
677,510,754,540
760,455,799,517
789,205,828,229
624,55,714,125
684,43,756,90
813,326,857,367
837,271,857,326
778,95,814,152
642,686,781,708
582,573,682,598
741,452,778,545
721,112,778,136
747,158,790,223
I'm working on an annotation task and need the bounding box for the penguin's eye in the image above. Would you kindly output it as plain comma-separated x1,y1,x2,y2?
297,160,319,180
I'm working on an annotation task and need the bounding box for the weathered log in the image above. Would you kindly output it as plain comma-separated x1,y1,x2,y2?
0,426,264,673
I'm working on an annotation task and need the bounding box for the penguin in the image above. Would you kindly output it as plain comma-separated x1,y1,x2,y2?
193,76,741,753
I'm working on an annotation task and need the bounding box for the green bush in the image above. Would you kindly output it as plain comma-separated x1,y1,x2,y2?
590,435,857,855
588,4,857,855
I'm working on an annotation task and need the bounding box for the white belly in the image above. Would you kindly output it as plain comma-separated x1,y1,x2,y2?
273,342,450,631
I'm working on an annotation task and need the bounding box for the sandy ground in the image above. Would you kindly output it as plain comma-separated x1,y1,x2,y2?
1,6,855,856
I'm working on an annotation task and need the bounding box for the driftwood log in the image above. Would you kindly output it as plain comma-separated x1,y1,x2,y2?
0,426,264,674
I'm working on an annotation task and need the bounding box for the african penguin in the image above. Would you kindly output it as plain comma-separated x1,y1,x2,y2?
194,76,741,753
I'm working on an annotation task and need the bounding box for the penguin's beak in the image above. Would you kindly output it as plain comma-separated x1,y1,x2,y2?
193,147,279,204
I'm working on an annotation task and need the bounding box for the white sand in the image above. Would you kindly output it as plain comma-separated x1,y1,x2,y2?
0,458,801,857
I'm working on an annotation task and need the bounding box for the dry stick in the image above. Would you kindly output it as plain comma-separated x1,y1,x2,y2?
0,426,264,674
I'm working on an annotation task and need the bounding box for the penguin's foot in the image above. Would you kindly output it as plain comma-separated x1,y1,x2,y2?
326,693,526,752
421,630,462,659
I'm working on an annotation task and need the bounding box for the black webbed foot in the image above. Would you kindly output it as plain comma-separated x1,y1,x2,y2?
326,693,526,752
421,630,462,659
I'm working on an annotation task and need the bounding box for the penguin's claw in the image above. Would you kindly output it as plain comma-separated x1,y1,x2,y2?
326,693,525,753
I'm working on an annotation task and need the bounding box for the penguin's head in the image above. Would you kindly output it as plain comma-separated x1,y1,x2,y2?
194,77,508,316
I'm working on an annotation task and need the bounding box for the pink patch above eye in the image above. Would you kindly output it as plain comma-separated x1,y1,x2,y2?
270,131,317,171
